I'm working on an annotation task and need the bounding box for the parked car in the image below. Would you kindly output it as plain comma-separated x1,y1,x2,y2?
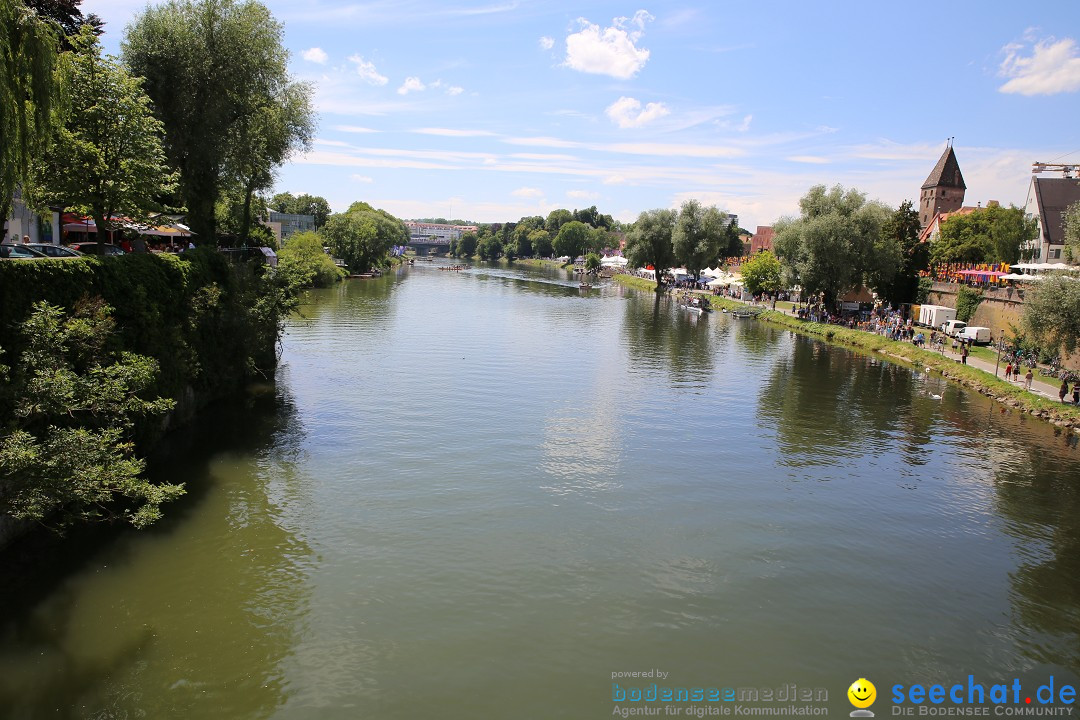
27,242,83,258
67,242,126,256
0,243,47,259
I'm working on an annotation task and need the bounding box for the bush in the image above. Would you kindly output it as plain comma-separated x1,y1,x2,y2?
955,285,983,323
278,230,345,288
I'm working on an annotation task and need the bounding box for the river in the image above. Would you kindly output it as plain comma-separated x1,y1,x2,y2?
1,261,1078,719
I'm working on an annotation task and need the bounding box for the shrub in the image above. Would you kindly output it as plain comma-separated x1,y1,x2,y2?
278,230,345,288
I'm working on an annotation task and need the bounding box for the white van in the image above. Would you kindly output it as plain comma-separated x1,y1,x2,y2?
941,320,967,337
958,326,991,345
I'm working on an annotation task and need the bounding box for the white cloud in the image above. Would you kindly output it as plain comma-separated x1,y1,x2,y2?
563,10,654,79
539,36,554,50
446,86,464,96
348,55,389,86
567,189,599,201
398,76,426,95
351,175,375,183
302,47,328,64
787,155,830,164
512,187,545,198
414,128,496,137
335,125,380,134
998,36,1080,95
604,96,670,128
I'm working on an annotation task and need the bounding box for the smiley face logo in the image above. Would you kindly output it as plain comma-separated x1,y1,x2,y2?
848,678,876,709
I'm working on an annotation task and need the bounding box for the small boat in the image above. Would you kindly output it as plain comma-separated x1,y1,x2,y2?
678,296,711,314
579,281,592,289
732,310,755,319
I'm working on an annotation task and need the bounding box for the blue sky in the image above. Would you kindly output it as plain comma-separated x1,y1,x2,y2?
86,0,1080,229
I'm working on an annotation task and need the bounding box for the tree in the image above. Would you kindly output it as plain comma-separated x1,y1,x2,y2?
24,0,104,42
773,184,895,307
476,233,502,260
723,219,743,259
528,229,552,258
1023,273,1080,355
456,231,478,259
0,299,183,531
624,208,677,293
222,79,314,244
875,200,929,305
269,191,329,228
584,252,601,275
1063,201,1080,263
124,0,306,242
513,230,531,258
34,27,176,249
1,0,58,222
545,208,572,233
672,199,727,280
930,204,1036,265
553,220,591,262
741,250,782,296
321,203,407,273
277,230,343,288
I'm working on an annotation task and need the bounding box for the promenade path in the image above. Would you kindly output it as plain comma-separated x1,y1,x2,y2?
703,289,1076,404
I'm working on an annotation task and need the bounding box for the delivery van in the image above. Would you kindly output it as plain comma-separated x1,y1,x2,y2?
958,326,991,345
941,320,967,337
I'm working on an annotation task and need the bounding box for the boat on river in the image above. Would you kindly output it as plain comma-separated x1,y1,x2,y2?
678,296,710,314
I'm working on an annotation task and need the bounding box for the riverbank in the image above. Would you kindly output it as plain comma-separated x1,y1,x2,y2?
611,273,1080,432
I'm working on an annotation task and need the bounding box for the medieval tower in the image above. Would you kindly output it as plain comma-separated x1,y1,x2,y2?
919,142,966,228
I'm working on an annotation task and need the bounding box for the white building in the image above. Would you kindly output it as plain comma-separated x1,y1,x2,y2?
1023,175,1080,262
404,221,478,244
2,189,60,244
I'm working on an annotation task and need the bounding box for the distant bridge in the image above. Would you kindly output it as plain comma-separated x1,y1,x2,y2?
408,237,450,256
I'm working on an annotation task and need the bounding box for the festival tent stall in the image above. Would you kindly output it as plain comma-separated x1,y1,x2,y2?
600,254,628,267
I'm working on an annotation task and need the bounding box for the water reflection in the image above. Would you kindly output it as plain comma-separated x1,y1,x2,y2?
620,293,718,390
0,387,312,719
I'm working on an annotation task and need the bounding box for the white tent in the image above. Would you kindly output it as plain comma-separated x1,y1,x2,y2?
600,254,628,266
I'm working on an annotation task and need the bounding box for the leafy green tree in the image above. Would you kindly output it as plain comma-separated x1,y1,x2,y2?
553,220,591,262
672,199,727,280
270,191,295,213
875,200,928,305
930,204,1036,265
270,191,331,228
476,233,503,260
34,27,176,249
529,229,552,258
513,229,532,258
741,250,782,295
773,184,896,307
124,0,305,242
545,208,572,233
0,299,183,531
723,219,744,259
955,286,983,323
624,208,677,293
456,231,478,258
24,0,103,43
1023,273,1080,354
1,0,58,222
277,230,343,287
223,80,314,244
584,252,601,275
322,203,407,273
1063,201,1080,263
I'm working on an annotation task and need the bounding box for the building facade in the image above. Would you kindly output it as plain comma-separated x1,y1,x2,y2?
750,226,774,254
404,221,479,244
264,211,316,244
1023,175,1080,262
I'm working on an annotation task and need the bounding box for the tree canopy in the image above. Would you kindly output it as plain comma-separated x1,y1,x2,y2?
1063,201,1080,264
740,250,782,296
34,27,176,243
624,208,676,292
930,204,1036,265
672,199,727,280
271,192,331,228
875,200,928,305
773,184,896,307
1022,273,1080,355
124,0,309,242
1,0,58,222
552,220,593,261
322,203,407,273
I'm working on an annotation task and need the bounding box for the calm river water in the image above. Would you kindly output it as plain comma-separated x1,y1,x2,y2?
2,261,1079,719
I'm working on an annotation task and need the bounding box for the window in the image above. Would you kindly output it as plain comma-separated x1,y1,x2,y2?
1051,248,1061,260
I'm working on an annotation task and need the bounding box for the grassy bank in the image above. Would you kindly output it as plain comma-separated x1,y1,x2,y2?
610,273,1080,430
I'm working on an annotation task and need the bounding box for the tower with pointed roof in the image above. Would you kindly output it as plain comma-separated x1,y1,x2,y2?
919,142,966,228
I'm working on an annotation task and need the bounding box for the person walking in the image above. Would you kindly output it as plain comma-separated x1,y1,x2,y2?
1005,362,1013,382
1025,368,1034,391
961,343,969,365
1060,378,1070,404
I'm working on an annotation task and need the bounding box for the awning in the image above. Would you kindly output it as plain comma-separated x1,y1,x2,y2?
956,269,1005,277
